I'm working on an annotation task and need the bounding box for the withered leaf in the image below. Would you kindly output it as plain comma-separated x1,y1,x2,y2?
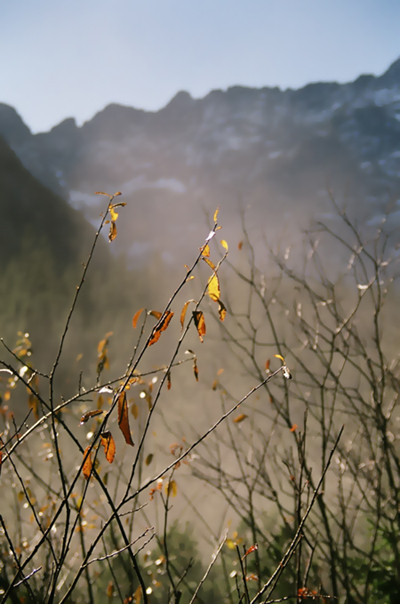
265,359,270,371
95,191,112,198
80,409,103,425
132,308,145,328
233,413,248,424
109,205,119,221
131,402,139,419
82,446,93,480
149,310,162,320
180,300,194,330
218,300,227,321
208,273,220,302
192,311,206,342
193,358,199,382
145,453,154,466
148,311,174,346
109,221,117,242
118,392,134,446
165,479,178,498
100,431,116,463
242,544,258,559
167,371,172,390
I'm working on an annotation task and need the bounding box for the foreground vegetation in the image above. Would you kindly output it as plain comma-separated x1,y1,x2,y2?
1,191,399,603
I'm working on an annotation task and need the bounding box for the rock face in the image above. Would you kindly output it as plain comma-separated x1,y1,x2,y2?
1,58,400,260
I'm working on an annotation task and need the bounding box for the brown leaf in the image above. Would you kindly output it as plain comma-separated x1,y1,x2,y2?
95,191,112,198
165,479,178,498
118,392,134,446
82,446,93,480
80,409,103,425
192,311,206,342
132,308,144,328
193,358,199,382
218,300,227,321
100,431,116,463
208,273,220,302
233,413,248,424
265,359,270,371
109,221,117,242
145,453,154,466
131,402,139,419
238,241,243,250
167,371,172,390
180,300,194,330
148,311,174,346
0,450,2,476
28,393,39,420
133,585,142,604
149,310,162,320
212,379,218,391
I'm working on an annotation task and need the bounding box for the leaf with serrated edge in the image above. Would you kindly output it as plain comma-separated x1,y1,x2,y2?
118,392,134,446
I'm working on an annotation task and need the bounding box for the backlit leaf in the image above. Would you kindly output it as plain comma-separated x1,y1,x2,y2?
109,206,119,221
82,447,93,480
165,479,178,498
213,207,220,222
118,392,134,446
131,402,139,419
201,244,210,257
220,239,228,251
148,311,174,346
145,453,153,466
233,414,248,424
208,273,220,302
132,308,144,328
193,311,206,342
274,354,285,363
100,431,116,463
109,221,117,242
180,300,194,330
226,539,236,550
218,300,227,321
80,410,103,425
97,395,104,409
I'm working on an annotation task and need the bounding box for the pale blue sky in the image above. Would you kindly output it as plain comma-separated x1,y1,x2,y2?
1,0,399,133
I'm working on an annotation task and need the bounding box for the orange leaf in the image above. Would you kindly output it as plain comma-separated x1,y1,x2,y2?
242,544,258,559
290,424,298,432
118,392,134,446
233,413,248,424
132,308,144,328
218,300,227,321
208,273,220,302
100,431,116,463
148,311,174,346
265,359,270,371
193,311,206,343
109,221,117,242
180,300,194,331
82,446,93,480
107,581,114,598
212,379,218,391
167,371,172,390
80,409,103,425
149,310,162,320
238,241,243,250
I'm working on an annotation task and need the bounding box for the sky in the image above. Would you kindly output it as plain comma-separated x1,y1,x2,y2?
2,0,400,133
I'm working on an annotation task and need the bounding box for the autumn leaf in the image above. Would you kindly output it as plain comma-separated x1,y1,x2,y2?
233,413,248,424
132,308,144,328
290,424,298,432
145,453,153,466
108,221,117,242
95,191,112,198
148,311,174,346
208,273,220,302
109,205,119,221
265,359,270,372
218,300,227,321
131,402,139,419
193,357,199,381
80,409,103,425
274,354,285,363
100,431,116,463
193,311,206,342
118,392,134,446
203,257,216,270
201,243,210,257
167,371,172,390
165,479,178,498
149,310,162,320
213,207,220,222
133,585,142,604
238,241,243,250
0,451,2,476
82,447,93,480
242,544,258,559
220,239,228,251
28,393,39,420
180,300,194,330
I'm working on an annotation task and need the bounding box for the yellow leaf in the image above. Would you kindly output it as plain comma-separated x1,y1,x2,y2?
133,585,142,604
274,354,285,363
208,273,220,302
201,244,210,257
109,206,119,221
220,239,228,251
165,479,178,498
226,538,236,550
233,413,248,424
95,191,112,198
100,431,116,463
218,300,227,321
149,310,162,320
132,308,145,328
203,257,216,270
109,221,117,242
213,207,220,222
